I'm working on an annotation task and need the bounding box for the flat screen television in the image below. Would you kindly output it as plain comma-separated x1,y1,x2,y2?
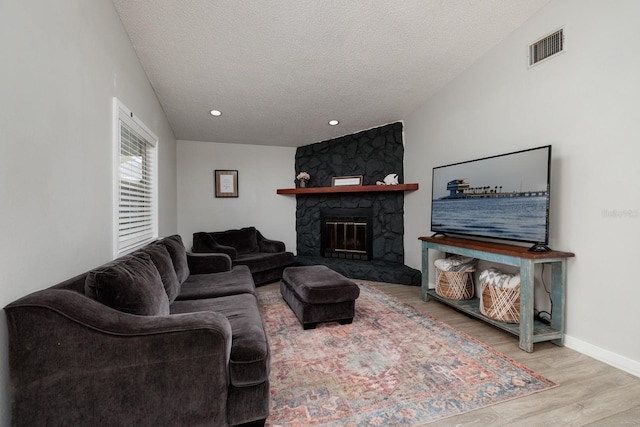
431,145,552,251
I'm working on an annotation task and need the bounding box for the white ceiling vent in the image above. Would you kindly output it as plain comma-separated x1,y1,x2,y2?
529,28,564,67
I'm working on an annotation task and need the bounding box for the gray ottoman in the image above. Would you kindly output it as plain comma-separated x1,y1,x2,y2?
280,265,360,329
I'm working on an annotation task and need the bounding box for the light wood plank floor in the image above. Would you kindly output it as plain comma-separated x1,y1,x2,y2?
258,281,640,426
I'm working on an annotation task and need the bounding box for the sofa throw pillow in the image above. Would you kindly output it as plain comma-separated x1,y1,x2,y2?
158,235,190,284
213,227,259,254
141,244,181,303
85,252,170,316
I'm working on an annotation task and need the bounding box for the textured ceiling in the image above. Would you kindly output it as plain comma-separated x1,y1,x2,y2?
112,1,550,147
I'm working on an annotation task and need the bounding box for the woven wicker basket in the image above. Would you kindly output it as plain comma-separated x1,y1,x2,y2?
435,267,475,300
480,282,521,323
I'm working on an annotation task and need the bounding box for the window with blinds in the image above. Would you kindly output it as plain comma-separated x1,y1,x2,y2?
114,99,158,256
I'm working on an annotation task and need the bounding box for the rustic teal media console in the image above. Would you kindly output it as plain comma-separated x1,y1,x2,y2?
419,236,574,352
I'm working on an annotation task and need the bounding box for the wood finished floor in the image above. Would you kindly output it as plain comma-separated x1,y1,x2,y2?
258,281,640,426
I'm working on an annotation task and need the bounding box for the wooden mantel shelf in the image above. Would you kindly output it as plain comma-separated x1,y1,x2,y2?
277,183,418,195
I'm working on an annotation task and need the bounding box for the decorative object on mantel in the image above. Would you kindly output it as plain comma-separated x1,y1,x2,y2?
296,171,310,188
331,175,363,187
214,170,238,197
376,173,399,185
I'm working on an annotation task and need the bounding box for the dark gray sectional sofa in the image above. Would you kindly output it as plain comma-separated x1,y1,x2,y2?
4,235,270,426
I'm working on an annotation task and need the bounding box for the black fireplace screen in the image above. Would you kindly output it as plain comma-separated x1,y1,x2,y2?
321,209,372,260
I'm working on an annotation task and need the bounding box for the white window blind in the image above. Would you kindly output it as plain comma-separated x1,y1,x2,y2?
114,99,158,256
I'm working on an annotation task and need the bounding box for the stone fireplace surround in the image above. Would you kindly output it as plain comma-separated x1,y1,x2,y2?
293,122,420,285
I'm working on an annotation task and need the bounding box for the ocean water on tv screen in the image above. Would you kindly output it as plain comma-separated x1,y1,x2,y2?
432,196,547,243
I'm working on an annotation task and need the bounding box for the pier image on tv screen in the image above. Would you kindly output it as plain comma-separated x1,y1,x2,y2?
431,145,551,245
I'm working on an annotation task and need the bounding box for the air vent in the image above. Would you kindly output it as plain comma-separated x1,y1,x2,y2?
529,28,564,67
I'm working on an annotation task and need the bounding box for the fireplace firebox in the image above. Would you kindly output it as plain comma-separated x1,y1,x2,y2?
320,208,373,260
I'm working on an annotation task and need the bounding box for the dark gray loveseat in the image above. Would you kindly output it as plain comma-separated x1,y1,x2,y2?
192,227,294,285
4,235,270,426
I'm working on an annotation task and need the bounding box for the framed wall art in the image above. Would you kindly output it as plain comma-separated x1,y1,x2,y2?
214,170,238,197
331,175,363,187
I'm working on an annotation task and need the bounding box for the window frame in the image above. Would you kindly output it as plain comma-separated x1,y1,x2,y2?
113,98,158,257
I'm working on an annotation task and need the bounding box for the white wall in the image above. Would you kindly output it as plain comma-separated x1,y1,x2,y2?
0,1,177,423
177,140,297,252
404,0,640,375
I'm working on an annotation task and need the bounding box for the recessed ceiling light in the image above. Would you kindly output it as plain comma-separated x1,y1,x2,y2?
328,119,339,126
209,109,222,117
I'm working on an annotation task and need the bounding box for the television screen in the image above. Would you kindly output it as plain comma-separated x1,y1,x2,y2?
431,145,551,249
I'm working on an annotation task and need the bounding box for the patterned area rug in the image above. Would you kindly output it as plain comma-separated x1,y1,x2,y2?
259,284,556,426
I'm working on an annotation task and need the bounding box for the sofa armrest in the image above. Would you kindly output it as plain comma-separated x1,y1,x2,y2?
5,289,232,426
187,251,232,274
192,232,238,259
256,230,286,253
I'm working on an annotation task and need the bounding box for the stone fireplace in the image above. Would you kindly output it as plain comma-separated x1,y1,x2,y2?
292,122,421,285
295,192,405,264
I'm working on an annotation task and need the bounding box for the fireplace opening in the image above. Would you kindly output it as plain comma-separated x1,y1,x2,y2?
321,208,373,260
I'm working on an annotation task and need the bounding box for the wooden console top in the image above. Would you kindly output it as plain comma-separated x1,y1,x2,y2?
418,235,575,260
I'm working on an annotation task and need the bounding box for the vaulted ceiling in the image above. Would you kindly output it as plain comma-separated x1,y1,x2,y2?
112,1,551,147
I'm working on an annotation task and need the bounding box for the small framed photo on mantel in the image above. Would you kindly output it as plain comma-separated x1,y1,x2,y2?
214,170,238,198
331,175,363,187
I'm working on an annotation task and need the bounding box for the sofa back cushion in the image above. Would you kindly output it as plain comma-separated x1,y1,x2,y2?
141,244,181,303
212,227,259,255
157,235,190,284
192,232,238,259
85,252,170,316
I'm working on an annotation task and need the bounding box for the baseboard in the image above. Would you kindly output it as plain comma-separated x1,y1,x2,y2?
564,335,640,378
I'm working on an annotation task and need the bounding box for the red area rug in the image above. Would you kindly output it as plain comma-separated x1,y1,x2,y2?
259,284,556,426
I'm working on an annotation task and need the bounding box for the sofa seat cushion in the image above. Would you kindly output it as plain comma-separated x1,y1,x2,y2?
170,294,269,387
85,253,170,316
234,251,295,274
177,266,256,300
